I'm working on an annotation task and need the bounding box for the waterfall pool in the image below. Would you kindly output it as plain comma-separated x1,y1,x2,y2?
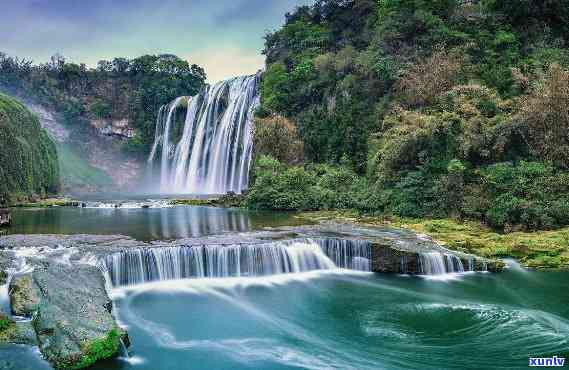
90,266,569,370
2,205,569,369
6,205,306,241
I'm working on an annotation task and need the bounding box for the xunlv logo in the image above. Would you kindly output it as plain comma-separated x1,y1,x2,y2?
529,356,566,367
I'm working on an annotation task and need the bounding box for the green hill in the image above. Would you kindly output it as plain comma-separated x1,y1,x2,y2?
249,0,569,231
0,93,59,204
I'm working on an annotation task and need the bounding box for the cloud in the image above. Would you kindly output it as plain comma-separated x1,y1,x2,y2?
0,0,315,80
188,46,266,83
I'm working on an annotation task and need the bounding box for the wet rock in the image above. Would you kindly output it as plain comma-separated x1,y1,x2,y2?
9,275,39,317
371,243,421,273
10,262,124,369
0,209,10,228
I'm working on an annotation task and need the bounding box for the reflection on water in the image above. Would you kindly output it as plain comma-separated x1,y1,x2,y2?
8,206,302,241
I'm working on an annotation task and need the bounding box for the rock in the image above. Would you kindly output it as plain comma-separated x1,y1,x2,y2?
9,275,39,317
370,242,502,274
0,209,10,228
372,243,421,273
13,263,124,369
0,270,7,286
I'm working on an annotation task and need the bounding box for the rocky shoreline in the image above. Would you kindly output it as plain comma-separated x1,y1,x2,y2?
0,225,502,369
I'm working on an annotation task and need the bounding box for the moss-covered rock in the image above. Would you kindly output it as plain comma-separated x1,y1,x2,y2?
12,262,126,369
0,312,16,343
54,328,121,370
0,93,60,204
10,274,39,317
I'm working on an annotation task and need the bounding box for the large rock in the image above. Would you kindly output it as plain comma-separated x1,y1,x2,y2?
10,262,124,369
0,209,10,227
370,242,504,273
9,275,39,317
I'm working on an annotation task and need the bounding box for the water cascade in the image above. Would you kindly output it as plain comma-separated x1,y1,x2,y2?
0,274,10,315
101,239,371,287
148,74,260,194
418,253,466,275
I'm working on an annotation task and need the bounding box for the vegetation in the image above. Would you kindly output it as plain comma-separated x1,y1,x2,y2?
0,93,60,203
0,53,206,155
297,211,569,269
249,0,569,235
0,313,16,343
56,328,120,370
391,219,569,269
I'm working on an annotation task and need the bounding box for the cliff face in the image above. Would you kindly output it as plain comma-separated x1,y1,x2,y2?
0,93,60,203
25,102,143,194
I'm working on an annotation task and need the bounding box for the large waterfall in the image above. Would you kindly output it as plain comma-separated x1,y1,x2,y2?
101,239,371,287
148,74,260,194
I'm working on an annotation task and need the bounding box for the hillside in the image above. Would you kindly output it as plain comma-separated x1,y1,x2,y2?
0,93,59,204
249,0,569,231
0,53,206,192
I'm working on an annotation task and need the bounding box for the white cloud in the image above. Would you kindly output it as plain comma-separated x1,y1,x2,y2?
188,46,266,83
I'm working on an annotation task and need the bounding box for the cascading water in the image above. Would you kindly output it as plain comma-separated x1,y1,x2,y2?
148,74,260,194
419,252,466,275
101,239,371,287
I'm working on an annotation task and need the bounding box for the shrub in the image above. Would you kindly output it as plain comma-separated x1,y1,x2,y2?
517,64,569,169
395,48,464,107
253,116,304,165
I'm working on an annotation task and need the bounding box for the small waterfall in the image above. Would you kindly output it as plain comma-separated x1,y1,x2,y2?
316,239,371,271
0,274,11,315
148,74,260,195
419,253,466,275
118,338,129,359
101,239,371,287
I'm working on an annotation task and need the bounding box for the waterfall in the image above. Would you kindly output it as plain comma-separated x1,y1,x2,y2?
0,274,11,315
101,239,371,287
148,74,260,195
419,253,466,275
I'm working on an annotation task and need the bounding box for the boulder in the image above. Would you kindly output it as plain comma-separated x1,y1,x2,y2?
10,262,124,369
9,275,39,317
0,209,10,227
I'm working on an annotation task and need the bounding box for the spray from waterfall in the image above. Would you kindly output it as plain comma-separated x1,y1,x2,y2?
148,73,260,194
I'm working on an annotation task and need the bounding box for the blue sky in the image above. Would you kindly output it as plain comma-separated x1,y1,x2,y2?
1,0,313,82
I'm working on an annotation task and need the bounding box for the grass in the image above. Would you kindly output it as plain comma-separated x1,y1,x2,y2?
298,211,569,269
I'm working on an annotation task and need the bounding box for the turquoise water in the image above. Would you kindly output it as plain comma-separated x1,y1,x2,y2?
3,206,569,369
93,265,569,370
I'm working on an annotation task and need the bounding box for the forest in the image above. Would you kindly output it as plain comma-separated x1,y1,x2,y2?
0,53,206,153
248,0,569,235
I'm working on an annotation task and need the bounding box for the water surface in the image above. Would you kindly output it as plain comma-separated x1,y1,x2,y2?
93,266,569,370
8,206,303,241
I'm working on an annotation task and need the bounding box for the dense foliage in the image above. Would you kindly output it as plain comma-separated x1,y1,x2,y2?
0,93,59,203
0,53,206,154
249,0,569,231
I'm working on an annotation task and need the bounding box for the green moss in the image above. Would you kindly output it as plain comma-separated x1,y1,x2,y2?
171,193,245,208
0,314,16,342
374,218,569,269
56,328,120,370
297,211,569,269
13,198,79,208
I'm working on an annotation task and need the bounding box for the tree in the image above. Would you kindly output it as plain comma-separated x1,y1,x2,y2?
517,64,569,169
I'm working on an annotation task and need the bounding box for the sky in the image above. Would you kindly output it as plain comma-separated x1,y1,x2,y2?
0,0,314,82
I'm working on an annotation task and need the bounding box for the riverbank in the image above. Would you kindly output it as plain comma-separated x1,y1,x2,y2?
296,211,569,270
